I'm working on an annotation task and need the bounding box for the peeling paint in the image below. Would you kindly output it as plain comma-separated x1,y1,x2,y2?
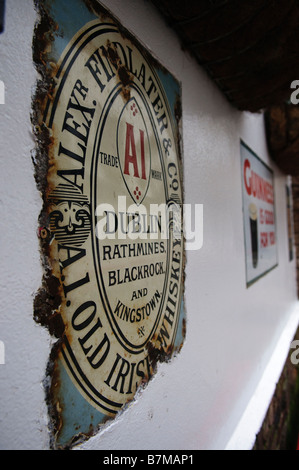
32,0,185,449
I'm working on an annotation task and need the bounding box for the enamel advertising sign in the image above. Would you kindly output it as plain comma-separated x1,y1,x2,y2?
33,0,185,449
241,141,278,286
286,182,294,262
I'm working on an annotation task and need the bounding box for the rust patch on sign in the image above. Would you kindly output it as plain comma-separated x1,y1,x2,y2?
32,0,185,449
103,39,133,102
32,3,62,341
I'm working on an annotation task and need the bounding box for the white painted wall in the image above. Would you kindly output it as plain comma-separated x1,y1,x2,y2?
0,0,298,450
0,0,51,450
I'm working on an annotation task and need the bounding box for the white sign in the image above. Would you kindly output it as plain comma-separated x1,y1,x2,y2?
241,141,278,286
40,15,185,423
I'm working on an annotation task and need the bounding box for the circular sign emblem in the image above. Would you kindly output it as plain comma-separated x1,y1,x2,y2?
44,18,184,416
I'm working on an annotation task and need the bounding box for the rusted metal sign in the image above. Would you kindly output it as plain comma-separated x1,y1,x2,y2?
33,0,185,449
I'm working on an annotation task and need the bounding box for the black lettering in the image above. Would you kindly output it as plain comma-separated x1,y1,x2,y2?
105,353,121,387
157,111,168,134
157,321,170,348
63,272,90,297
71,302,110,369
147,76,156,99
78,317,102,353
68,88,95,128
106,353,131,394
109,271,117,286
171,256,180,281
114,300,122,317
58,244,86,270
169,280,179,297
73,79,88,100
137,63,146,88
57,167,84,193
85,47,116,92
62,102,92,146
72,300,96,331
86,333,110,369
126,362,136,395
136,359,145,380
103,245,112,260
58,142,86,165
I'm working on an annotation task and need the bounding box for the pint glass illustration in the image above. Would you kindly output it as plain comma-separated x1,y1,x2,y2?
249,203,258,268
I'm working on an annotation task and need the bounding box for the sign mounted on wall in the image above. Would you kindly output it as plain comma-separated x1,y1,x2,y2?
286,182,294,262
33,0,185,449
240,141,278,287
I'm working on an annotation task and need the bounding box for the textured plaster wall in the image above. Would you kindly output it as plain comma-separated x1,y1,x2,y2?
0,0,298,450
0,0,51,450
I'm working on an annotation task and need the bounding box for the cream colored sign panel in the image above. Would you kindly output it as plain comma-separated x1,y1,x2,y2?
33,0,185,448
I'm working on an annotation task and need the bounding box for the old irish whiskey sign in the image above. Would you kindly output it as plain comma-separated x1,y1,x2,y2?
33,0,185,448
